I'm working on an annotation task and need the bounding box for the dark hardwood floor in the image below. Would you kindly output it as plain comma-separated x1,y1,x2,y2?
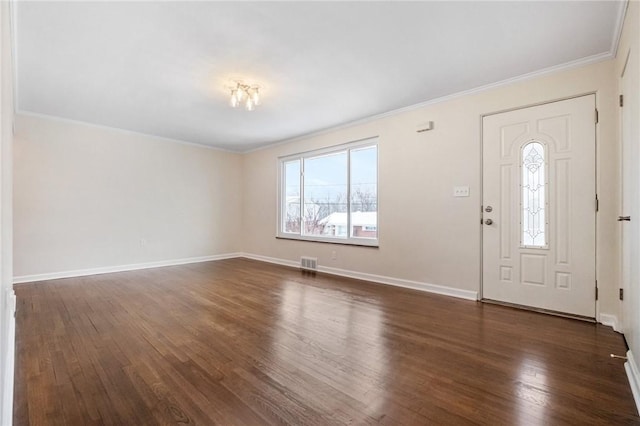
13,258,640,425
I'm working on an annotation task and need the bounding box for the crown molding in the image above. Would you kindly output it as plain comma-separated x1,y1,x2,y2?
610,0,629,59
15,111,238,153
10,1,628,155
246,51,615,154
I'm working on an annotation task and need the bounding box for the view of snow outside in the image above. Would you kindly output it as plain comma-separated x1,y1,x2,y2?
284,145,377,238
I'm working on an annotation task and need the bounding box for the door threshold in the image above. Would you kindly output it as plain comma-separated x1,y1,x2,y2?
481,299,596,323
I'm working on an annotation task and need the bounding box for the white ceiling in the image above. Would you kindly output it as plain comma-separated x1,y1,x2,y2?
15,1,625,151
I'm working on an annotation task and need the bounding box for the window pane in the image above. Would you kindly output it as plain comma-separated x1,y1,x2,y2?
278,138,379,245
283,160,300,233
350,146,377,239
522,142,545,247
303,152,348,237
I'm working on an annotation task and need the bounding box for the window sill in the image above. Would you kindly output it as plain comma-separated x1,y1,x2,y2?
276,235,379,248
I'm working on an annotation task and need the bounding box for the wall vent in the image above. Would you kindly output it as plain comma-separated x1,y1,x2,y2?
300,256,318,271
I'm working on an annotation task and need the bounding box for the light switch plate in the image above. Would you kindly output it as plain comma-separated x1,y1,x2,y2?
453,186,470,197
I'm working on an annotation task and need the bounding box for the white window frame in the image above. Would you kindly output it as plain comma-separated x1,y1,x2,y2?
277,137,379,247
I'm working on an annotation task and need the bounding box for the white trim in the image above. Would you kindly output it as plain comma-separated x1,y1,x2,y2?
246,51,614,154
598,313,621,332
610,0,629,58
625,350,640,415
2,290,16,426
13,253,243,284
14,111,238,154
8,2,626,156
12,253,478,304
276,235,379,248
277,139,379,246
9,0,17,113
241,253,478,301
278,136,378,161
15,50,617,156
242,253,299,269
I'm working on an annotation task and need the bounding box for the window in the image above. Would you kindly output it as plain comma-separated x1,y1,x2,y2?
521,141,547,247
279,138,378,246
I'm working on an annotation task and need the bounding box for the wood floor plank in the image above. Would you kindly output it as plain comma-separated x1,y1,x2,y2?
13,258,640,425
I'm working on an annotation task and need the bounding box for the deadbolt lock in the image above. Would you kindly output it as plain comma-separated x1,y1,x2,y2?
485,206,493,212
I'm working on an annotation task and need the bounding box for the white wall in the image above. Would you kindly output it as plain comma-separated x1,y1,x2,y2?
13,114,243,279
0,1,15,424
242,59,620,317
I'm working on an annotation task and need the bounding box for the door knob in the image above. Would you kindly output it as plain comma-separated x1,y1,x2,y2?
618,216,631,221
484,219,493,225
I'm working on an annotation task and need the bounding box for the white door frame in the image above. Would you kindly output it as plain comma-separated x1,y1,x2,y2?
479,92,599,318
619,50,631,334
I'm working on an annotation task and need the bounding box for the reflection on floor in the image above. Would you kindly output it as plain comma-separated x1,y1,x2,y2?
13,258,639,425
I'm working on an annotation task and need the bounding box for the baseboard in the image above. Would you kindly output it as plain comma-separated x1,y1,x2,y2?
241,253,300,269
625,350,640,415
599,313,621,332
241,253,478,301
13,252,243,284
2,289,16,426
14,251,479,301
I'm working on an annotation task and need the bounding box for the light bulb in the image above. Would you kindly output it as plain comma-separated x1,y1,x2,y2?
230,90,238,108
236,86,245,102
245,97,254,111
252,88,260,106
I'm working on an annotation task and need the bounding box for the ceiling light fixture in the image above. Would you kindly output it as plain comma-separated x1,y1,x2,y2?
229,81,261,111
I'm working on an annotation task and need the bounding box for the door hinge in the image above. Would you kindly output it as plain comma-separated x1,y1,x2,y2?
620,94,624,107
595,285,598,300
596,195,599,212
620,288,624,300
595,108,599,124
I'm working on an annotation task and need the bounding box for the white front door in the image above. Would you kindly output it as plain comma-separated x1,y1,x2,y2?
482,95,597,318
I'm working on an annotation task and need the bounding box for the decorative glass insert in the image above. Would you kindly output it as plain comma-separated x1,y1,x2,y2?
522,142,546,247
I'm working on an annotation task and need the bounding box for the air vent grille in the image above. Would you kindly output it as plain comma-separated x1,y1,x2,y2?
300,256,318,271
